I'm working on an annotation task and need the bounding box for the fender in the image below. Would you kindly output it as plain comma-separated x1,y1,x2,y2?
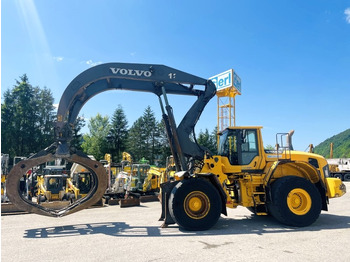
264,160,328,210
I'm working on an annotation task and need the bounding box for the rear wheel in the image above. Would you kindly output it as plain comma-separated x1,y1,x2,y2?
168,178,222,231
267,176,322,227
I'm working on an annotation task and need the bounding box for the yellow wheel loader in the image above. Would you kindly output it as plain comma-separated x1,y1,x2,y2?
6,63,346,229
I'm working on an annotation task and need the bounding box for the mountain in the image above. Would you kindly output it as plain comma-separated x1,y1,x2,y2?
314,129,350,158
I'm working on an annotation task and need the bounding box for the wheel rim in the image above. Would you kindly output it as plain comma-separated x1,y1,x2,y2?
184,191,210,219
287,188,312,215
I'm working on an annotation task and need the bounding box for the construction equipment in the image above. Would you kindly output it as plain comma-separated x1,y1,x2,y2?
38,161,91,204
327,143,350,181
124,161,160,203
127,160,150,193
104,153,161,206
6,63,346,230
143,166,163,193
328,158,350,181
71,172,92,197
1,154,10,202
36,174,68,203
102,153,130,205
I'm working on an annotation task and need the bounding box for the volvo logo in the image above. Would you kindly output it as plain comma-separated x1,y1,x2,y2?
110,67,152,77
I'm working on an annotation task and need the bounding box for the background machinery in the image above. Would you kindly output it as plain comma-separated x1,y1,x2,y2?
36,174,68,203
6,63,346,230
1,154,10,203
327,143,350,181
104,153,161,207
124,159,161,204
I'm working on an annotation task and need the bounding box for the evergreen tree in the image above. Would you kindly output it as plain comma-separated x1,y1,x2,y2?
109,105,129,162
142,106,157,164
36,86,56,147
157,120,171,166
197,127,217,155
1,75,55,159
210,126,218,155
127,117,145,161
126,106,161,164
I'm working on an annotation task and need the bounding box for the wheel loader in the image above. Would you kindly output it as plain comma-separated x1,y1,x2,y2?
6,62,346,230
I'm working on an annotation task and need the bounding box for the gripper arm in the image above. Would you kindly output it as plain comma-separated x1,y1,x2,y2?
55,62,216,170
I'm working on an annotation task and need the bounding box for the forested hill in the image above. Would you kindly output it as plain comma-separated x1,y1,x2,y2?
314,129,350,158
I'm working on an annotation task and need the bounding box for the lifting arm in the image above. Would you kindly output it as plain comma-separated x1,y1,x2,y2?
55,62,216,169
7,62,216,217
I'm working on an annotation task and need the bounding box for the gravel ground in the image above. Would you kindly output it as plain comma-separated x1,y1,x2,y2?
2,181,349,262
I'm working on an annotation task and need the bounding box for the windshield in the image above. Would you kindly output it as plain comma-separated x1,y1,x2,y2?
45,177,64,193
77,173,92,194
218,129,259,165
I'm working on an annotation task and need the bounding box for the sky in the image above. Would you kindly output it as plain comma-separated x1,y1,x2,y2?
2,0,350,152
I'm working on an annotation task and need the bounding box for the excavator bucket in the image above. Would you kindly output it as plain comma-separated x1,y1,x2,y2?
120,197,140,208
140,194,160,202
108,198,120,205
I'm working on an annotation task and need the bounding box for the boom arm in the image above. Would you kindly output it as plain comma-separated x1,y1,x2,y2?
55,62,216,170
7,62,216,217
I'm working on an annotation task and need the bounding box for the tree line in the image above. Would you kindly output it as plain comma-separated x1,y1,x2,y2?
1,75,218,167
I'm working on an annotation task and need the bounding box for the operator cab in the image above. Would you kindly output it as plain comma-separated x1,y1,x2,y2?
44,174,68,194
218,127,261,167
73,172,92,194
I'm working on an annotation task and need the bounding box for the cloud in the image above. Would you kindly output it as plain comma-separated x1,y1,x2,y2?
85,60,103,67
53,56,64,62
345,8,350,23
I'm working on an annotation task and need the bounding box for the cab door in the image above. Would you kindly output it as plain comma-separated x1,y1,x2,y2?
218,128,263,171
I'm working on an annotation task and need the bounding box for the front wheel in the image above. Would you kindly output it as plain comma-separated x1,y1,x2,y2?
168,178,222,231
267,176,322,227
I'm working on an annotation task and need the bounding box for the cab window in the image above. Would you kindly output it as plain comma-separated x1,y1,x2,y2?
218,129,259,165
241,130,259,165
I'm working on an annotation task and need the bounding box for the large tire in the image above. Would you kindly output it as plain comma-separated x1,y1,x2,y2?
333,173,344,181
168,178,222,231
343,173,350,181
267,176,322,227
37,195,46,204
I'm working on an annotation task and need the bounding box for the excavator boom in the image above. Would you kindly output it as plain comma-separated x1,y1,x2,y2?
6,62,216,217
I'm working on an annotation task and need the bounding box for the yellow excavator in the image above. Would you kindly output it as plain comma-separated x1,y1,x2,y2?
65,172,92,201
143,166,164,192
6,63,346,230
